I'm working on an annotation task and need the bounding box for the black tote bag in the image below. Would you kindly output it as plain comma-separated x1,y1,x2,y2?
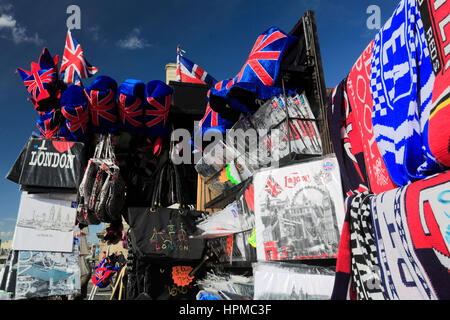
127,155,206,262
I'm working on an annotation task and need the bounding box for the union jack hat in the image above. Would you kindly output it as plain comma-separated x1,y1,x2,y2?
118,79,146,135
61,85,91,142
84,76,119,133
145,80,173,137
16,47,60,112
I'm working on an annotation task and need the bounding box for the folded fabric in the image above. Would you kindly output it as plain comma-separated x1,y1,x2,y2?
85,75,118,133
118,79,146,135
371,170,450,300
327,79,370,197
209,27,297,117
145,80,173,137
370,0,442,187
346,40,397,194
16,47,59,112
61,84,90,142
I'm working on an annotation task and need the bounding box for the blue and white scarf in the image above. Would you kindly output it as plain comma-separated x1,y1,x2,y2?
370,0,442,187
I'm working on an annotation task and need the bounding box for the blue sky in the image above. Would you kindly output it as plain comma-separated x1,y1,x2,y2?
0,0,398,244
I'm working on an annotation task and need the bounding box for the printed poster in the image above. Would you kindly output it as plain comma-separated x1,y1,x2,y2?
253,156,345,261
12,192,77,253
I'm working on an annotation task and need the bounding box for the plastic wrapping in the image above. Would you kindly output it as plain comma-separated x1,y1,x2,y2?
253,155,345,261
253,262,335,300
15,244,81,299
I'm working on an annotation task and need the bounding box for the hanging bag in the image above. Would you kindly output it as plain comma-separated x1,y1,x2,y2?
127,152,206,262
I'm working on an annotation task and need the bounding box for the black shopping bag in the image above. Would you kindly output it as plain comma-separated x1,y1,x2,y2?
17,138,85,189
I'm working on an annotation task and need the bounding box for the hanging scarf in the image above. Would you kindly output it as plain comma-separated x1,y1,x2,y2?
346,40,397,193
349,192,386,300
371,170,450,300
370,0,442,187
327,79,369,197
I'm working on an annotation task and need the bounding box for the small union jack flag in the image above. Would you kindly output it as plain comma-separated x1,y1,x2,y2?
265,175,283,198
60,29,98,86
145,80,173,137
16,47,59,109
176,46,217,86
118,79,146,134
85,76,118,133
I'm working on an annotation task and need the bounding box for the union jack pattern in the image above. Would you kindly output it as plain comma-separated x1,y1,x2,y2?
226,27,295,90
60,29,98,85
16,47,59,107
176,47,217,86
265,175,283,198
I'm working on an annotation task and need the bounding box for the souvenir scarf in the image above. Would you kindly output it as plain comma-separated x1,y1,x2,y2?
327,79,369,197
346,40,397,193
349,192,386,300
370,0,441,187
371,170,450,300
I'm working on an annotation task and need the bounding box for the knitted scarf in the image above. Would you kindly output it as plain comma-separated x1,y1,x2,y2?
371,170,450,300
370,0,442,187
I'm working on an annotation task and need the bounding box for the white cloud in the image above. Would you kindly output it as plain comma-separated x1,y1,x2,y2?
117,28,151,50
0,14,15,28
0,7,43,45
0,230,13,240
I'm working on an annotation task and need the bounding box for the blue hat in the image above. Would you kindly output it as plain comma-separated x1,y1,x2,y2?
118,79,146,135
61,85,90,142
145,80,173,137
85,76,118,133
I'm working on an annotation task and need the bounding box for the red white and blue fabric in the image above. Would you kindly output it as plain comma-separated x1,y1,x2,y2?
371,170,450,300
264,175,283,198
85,76,118,133
16,47,59,111
36,109,61,140
327,79,369,197
60,29,98,86
370,0,442,187
209,27,296,115
60,84,90,142
118,79,146,135
145,80,173,137
176,49,217,86
91,258,119,288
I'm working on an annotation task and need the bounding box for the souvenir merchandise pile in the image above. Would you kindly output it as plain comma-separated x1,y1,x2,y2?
1,0,449,301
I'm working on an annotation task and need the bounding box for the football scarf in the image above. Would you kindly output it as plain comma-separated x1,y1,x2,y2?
118,79,146,135
85,76,119,133
327,79,369,197
209,27,297,117
346,41,397,194
370,0,442,187
349,192,386,300
418,0,450,167
331,195,356,300
61,84,90,142
16,47,59,112
145,80,173,137
371,170,450,300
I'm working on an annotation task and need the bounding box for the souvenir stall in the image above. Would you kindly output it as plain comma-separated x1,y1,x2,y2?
1,0,448,301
